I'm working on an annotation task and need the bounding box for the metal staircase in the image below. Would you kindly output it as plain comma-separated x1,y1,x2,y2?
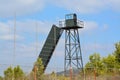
38,25,63,71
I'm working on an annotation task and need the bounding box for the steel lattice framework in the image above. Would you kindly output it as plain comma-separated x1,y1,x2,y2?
59,13,84,76
64,29,83,75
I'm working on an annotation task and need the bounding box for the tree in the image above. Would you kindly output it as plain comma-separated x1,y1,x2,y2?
4,66,14,80
113,42,120,74
85,53,104,75
86,53,102,68
114,42,120,64
102,54,115,73
14,65,24,80
0,76,3,80
34,58,44,80
4,66,24,80
85,42,120,76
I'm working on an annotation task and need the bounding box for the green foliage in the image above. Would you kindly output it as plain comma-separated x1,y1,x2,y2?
115,42,120,61
114,42,120,65
85,53,104,75
4,66,14,80
57,75,69,80
34,58,44,80
102,54,115,73
89,53,101,64
14,65,24,80
0,76,3,80
4,66,24,80
85,42,120,76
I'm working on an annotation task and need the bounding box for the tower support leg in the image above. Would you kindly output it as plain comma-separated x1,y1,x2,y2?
64,29,83,76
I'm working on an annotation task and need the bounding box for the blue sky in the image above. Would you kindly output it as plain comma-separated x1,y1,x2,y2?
0,0,120,76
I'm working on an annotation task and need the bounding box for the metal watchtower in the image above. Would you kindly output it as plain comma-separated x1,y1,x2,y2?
60,13,84,76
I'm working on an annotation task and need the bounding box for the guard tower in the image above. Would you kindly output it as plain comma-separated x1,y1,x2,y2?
60,13,84,76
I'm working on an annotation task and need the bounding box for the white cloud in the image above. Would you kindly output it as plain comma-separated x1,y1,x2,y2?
0,19,58,67
51,0,104,13
108,0,120,11
102,24,109,31
0,0,45,17
79,21,99,35
14,20,52,34
0,0,119,17
50,0,120,13
0,19,53,41
0,34,23,40
82,43,115,56
84,21,98,31
0,22,10,34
